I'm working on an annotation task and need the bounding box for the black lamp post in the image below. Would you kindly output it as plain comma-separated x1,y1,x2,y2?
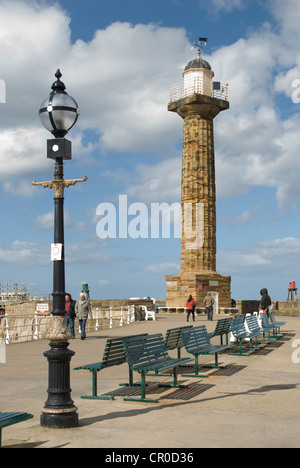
33,70,86,429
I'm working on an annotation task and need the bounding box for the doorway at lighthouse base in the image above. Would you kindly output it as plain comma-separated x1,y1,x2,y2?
166,272,231,310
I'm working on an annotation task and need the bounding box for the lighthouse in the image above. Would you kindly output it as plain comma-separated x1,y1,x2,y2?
166,39,232,311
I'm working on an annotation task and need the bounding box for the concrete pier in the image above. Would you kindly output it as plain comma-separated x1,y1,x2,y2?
0,313,299,448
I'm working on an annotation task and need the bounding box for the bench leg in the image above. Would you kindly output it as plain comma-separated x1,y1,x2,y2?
271,327,281,339
119,368,150,387
158,367,188,390
262,331,272,345
203,353,227,370
81,370,115,400
181,355,209,378
124,371,159,403
249,337,262,351
229,339,250,357
267,329,277,341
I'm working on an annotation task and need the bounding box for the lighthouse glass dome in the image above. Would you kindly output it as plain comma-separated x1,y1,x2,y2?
39,70,79,138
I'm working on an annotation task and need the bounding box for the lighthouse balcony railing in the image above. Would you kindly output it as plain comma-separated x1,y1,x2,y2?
169,79,228,104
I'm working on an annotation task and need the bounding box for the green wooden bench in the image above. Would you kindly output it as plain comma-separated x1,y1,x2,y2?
245,315,266,346
121,333,192,403
0,412,33,448
208,318,232,345
260,313,277,341
74,334,147,400
269,310,286,337
165,325,193,358
229,315,263,356
147,325,193,377
180,326,229,377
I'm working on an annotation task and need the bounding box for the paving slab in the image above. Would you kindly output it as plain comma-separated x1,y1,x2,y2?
0,314,299,448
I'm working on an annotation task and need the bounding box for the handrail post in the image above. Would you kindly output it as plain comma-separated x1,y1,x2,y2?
95,308,99,331
120,306,123,327
131,305,135,323
5,314,11,345
109,307,113,329
34,312,39,340
127,306,130,325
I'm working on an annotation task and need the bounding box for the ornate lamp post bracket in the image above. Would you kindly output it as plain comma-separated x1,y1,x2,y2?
32,176,88,199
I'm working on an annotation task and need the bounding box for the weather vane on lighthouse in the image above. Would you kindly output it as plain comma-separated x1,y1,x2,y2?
192,37,208,56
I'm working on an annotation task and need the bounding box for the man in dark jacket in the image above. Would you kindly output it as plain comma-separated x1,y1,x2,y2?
65,293,76,338
259,288,272,313
204,293,215,321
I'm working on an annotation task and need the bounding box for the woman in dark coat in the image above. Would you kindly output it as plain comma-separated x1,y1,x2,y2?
259,288,272,314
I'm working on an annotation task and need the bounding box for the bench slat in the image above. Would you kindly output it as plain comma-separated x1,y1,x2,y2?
123,334,191,372
165,326,193,351
209,318,232,341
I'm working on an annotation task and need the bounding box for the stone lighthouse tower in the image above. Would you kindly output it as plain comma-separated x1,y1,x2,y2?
166,40,231,311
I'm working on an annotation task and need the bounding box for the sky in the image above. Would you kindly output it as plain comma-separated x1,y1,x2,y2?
0,0,300,302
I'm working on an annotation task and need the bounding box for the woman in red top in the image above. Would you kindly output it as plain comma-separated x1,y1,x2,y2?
186,295,196,322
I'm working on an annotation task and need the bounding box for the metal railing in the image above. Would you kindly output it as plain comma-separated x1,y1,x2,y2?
0,313,52,344
157,307,239,315
158,307,206,314
169,78,228,103
91,306,136,330
0,306,136,345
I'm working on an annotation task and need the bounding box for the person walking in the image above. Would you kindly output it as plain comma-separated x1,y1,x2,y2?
259,288,272,315
75,293,93,340
65,293,76,339
186,294,196,322
204,292,214,321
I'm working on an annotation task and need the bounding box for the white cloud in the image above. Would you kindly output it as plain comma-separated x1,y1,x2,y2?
65,240,128,265
126,157,182,204
204,12,300,209
0,240,48,266
1,0,300,214
219,237,300,275
0,1,72,127
209,0,244,12
98,279,111,286
33,210,53,230
221,206,260,225
145,262,180,274
0,2,189,191
0,128,48,177
65,21,188,153
0,236,127,268
33,209,86,231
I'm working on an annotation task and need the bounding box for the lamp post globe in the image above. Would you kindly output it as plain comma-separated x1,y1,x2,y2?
39,69,79,138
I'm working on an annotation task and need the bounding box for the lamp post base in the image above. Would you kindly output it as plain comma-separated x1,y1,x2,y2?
41,340,78,429
40,410,78,429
